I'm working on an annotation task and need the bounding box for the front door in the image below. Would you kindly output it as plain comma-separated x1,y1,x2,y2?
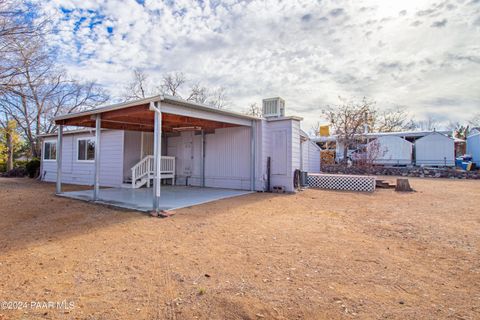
182,132,193,176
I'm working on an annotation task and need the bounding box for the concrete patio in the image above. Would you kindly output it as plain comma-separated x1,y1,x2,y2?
59,186,253,212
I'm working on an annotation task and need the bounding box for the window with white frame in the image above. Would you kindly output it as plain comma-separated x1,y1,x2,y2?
77,138,95,161
43,141,57,160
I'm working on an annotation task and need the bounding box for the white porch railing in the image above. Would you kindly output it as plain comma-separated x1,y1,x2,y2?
131,155,175,188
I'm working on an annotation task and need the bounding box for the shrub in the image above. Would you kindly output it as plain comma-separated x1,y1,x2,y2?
0,162,6,173
3,167,27,177
25,158,40,178
14,160,28,169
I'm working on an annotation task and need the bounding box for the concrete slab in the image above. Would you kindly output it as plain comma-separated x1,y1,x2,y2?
59,186,253,212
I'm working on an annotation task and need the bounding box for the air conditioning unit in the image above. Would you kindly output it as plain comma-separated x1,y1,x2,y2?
262,97,285,118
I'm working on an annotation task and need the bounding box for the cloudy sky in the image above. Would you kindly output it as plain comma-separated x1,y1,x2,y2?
37,0,480,132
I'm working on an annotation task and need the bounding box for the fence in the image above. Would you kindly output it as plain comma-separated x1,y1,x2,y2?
307,173,376,192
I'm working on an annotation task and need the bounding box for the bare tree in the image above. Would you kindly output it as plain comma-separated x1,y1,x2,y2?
371,106,417,132
415,116,438,131
245,102,262,117
122,70,229,109
310,121,321,136
122,68,149,101
1,37,108,157
186,83,208,104
469,113,480,127
160,72,186,96
322,97,374,162
208,87,228,109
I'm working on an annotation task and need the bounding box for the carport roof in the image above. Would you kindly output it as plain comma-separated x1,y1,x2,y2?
54,95,259,132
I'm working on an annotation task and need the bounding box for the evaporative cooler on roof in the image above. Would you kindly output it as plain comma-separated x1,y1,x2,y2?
262,97,285,118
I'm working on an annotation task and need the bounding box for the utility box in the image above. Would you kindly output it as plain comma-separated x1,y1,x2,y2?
300,171,309,187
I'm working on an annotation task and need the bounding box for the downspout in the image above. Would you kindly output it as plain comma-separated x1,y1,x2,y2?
150,99,162,212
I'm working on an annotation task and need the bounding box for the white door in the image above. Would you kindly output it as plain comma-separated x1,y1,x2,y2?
183,133,193,176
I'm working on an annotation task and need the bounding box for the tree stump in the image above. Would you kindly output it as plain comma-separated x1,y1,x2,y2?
395,178,413,192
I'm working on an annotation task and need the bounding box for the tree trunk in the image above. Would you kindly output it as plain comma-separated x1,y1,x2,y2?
342,141,349,164
28,136,39,158
395,179,413,192
6,130,13,171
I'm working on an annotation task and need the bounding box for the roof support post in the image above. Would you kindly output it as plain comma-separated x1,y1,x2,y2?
152,101,162,212
250,120,256,191
93,114,101,201
201,130,205,187
56,125,63,194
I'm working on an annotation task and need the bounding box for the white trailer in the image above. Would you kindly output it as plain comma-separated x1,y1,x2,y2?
367,136,413,165
414,132,455,166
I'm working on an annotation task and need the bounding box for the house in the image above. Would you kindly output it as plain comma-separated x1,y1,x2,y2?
414,132,455,166
466,131,480,166
40,95,320,212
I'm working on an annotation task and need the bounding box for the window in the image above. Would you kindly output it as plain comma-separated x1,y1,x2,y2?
43,141,57,160
77,138,95,161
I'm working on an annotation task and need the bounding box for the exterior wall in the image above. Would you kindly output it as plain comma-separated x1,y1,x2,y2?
467,133,480,166
166,127,252,190
260,118,302,192
41,118,307,193
41,130,125,187
301,140,321,173
123,131,142,180
369,136,413,165
415,132,455,166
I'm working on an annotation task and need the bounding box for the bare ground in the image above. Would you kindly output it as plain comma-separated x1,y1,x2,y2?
0,177,479,320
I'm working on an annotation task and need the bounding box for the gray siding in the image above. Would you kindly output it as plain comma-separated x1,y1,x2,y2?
123,131,142,180
166,127,252,190
261,118,301,192
306,140,321,173
42,130,124,187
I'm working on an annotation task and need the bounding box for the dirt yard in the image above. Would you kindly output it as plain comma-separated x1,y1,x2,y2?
0,178,479,320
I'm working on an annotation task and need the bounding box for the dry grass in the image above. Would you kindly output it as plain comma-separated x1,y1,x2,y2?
0,177,479,319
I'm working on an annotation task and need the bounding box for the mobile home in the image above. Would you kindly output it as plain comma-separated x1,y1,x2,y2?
40,96,320,211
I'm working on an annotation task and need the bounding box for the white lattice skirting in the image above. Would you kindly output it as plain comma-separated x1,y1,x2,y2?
308,174,376,192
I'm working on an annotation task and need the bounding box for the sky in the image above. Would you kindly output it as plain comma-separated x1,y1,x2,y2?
36,0,480,133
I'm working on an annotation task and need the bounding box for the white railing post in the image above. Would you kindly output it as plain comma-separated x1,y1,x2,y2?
131,167,135,188
131,154,177,189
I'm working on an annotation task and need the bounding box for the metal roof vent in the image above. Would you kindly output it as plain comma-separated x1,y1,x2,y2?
262,97,285,118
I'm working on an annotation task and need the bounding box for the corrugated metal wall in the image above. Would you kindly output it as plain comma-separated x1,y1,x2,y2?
166,127,252,189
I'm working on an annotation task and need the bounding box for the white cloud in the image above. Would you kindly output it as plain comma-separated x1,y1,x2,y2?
37,0,480,132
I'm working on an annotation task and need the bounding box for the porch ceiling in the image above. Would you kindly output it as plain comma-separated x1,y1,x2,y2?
55,103,241,133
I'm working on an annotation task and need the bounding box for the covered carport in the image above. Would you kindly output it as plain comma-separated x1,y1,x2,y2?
53,95,258,212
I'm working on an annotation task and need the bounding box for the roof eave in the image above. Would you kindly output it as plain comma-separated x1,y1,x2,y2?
53,94,260,123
